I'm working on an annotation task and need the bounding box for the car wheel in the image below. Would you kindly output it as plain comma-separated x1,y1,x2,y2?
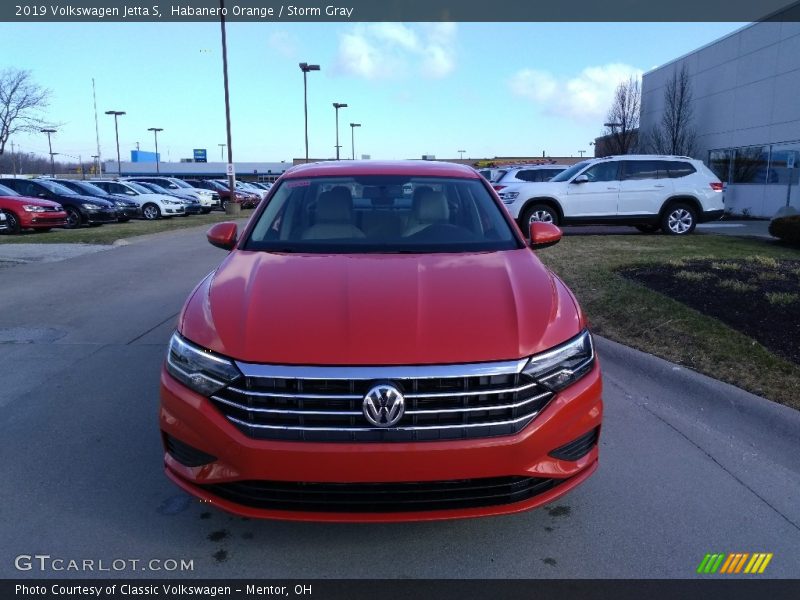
64,207,82,229
521,204,559,229
221,200,229,211
635,224,661,234
2,211,21,234
661,203,697,235
142,203,161,220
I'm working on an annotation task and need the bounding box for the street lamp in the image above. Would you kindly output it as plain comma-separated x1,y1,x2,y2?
578,150,586,157
40,128,56,177
332,102,348,160
350,123,361,160
458,149,465,160
105,110,126,176
147,128,163,173
219,0,239,215
218,143,226,161
299,62,320,163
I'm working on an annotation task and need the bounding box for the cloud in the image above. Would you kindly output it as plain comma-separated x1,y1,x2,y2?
267,31,299,59
335,23,457,80
508,63,642,122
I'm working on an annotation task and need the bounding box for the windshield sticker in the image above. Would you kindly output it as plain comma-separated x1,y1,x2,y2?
286,180,311,188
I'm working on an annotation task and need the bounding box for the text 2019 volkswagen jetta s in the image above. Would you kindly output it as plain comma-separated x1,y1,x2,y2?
160,160,602,522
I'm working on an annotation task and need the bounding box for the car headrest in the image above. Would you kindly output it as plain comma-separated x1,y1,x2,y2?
317,187,353,222
413,190,449,223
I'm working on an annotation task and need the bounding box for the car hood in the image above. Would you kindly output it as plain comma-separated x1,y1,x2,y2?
62,193,115,207
0,195,62,209
180,249,583,365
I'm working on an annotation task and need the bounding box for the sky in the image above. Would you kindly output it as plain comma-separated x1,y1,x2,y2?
1,21,747,164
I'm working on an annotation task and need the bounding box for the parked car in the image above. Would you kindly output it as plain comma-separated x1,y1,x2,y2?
183,179,247,211
0,178,117,229
128,177,218,213
249,181,273,192
160,160,602,521
89,180,185,220
492,165,569,191
214,180,260,208
129,181,203,215
0,210,5,232
0,183,68,233
52,179,141,222
497,155,724,235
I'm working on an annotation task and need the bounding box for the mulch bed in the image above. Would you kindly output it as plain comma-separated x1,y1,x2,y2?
619,258,800,364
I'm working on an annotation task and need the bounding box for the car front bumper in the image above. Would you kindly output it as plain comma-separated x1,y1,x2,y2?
159,361,603,522
85,209,118,224
20,213,68,228
116,206,141,219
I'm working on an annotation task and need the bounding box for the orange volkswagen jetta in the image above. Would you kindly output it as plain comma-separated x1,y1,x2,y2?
160,160,602,521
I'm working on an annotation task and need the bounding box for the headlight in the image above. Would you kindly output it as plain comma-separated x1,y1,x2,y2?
22,205,46,212
500,191,519,203
81,203,100,210
522,329,595,392
166,333,241,396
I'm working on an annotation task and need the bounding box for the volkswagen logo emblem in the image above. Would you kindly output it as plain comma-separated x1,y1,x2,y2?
362,384,405,428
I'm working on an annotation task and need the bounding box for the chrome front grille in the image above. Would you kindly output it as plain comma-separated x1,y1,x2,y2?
210,360,553,442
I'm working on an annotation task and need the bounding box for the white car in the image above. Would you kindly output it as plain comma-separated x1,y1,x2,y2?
89,180,185,220
127,177,219,213
491,164,569,190
497,155,724,235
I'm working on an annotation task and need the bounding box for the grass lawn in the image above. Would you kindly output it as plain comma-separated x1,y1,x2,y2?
0,211,251,245
537,233,800,410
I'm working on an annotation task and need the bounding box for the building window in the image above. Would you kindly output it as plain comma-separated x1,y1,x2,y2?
732,146,770,184
708,149,731,183
769,143,800,186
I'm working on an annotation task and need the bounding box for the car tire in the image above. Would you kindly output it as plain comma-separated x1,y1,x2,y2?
221,199,229,211
64,207,82,229
661,202,697,235
142,203,161,220
2,211,21,234
520,203,559,230
635,224,661,234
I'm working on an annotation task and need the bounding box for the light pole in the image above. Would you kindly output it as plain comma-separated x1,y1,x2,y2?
148,127,163,173
332,102,347,160
91,155,99,176
105,110,126,176
299,62,320,163
349,123,361,160
220,0,239,215
218,143,226,161
578,150,586,157
458,149,465,160
40,128,56,177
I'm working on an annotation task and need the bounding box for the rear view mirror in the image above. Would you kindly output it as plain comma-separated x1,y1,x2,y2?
529,222,562,249
572,174,589,184
207,222,238,250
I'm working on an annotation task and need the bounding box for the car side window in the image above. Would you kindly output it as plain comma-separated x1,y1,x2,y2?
516,170,537,182
666,161,697,178
622,161,663,181
582,162,619,183
17,181,38,196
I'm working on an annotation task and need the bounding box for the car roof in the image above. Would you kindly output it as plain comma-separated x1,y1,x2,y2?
284,160,480,179
595,154,696,161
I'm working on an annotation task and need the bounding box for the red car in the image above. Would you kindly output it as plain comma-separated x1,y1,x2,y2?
160,160,602,522
0,182,67,233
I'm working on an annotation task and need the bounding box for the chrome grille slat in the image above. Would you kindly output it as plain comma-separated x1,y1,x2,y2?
211,361,553,442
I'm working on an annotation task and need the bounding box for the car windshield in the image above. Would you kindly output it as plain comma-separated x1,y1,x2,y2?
126,182,151,194
37,180,75,195
68,181,109,196
244,175,521,254
0,183,19,196
170,179,192,188
551,161,591,182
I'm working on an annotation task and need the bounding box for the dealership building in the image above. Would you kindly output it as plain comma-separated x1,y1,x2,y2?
640,16,800,217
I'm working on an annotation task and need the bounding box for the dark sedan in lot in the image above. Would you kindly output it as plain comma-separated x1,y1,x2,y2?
53,179,141,222
0,178,117,229
0,183,68,233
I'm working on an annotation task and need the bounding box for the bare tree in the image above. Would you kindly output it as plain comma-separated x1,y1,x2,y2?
603,76,640,155
0,68,52,155
647,64,697,156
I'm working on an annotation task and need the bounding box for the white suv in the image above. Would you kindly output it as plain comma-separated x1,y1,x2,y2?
491,164,569,190
497,155,724,235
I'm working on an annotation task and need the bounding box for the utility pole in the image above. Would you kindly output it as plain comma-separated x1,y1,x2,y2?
219,0,239,215
333,102,348,160
92,78,102,177
41,129,56,177
148,128,163,173
105,110,126,176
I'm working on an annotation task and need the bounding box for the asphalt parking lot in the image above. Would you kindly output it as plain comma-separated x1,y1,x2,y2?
1,224,798,579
